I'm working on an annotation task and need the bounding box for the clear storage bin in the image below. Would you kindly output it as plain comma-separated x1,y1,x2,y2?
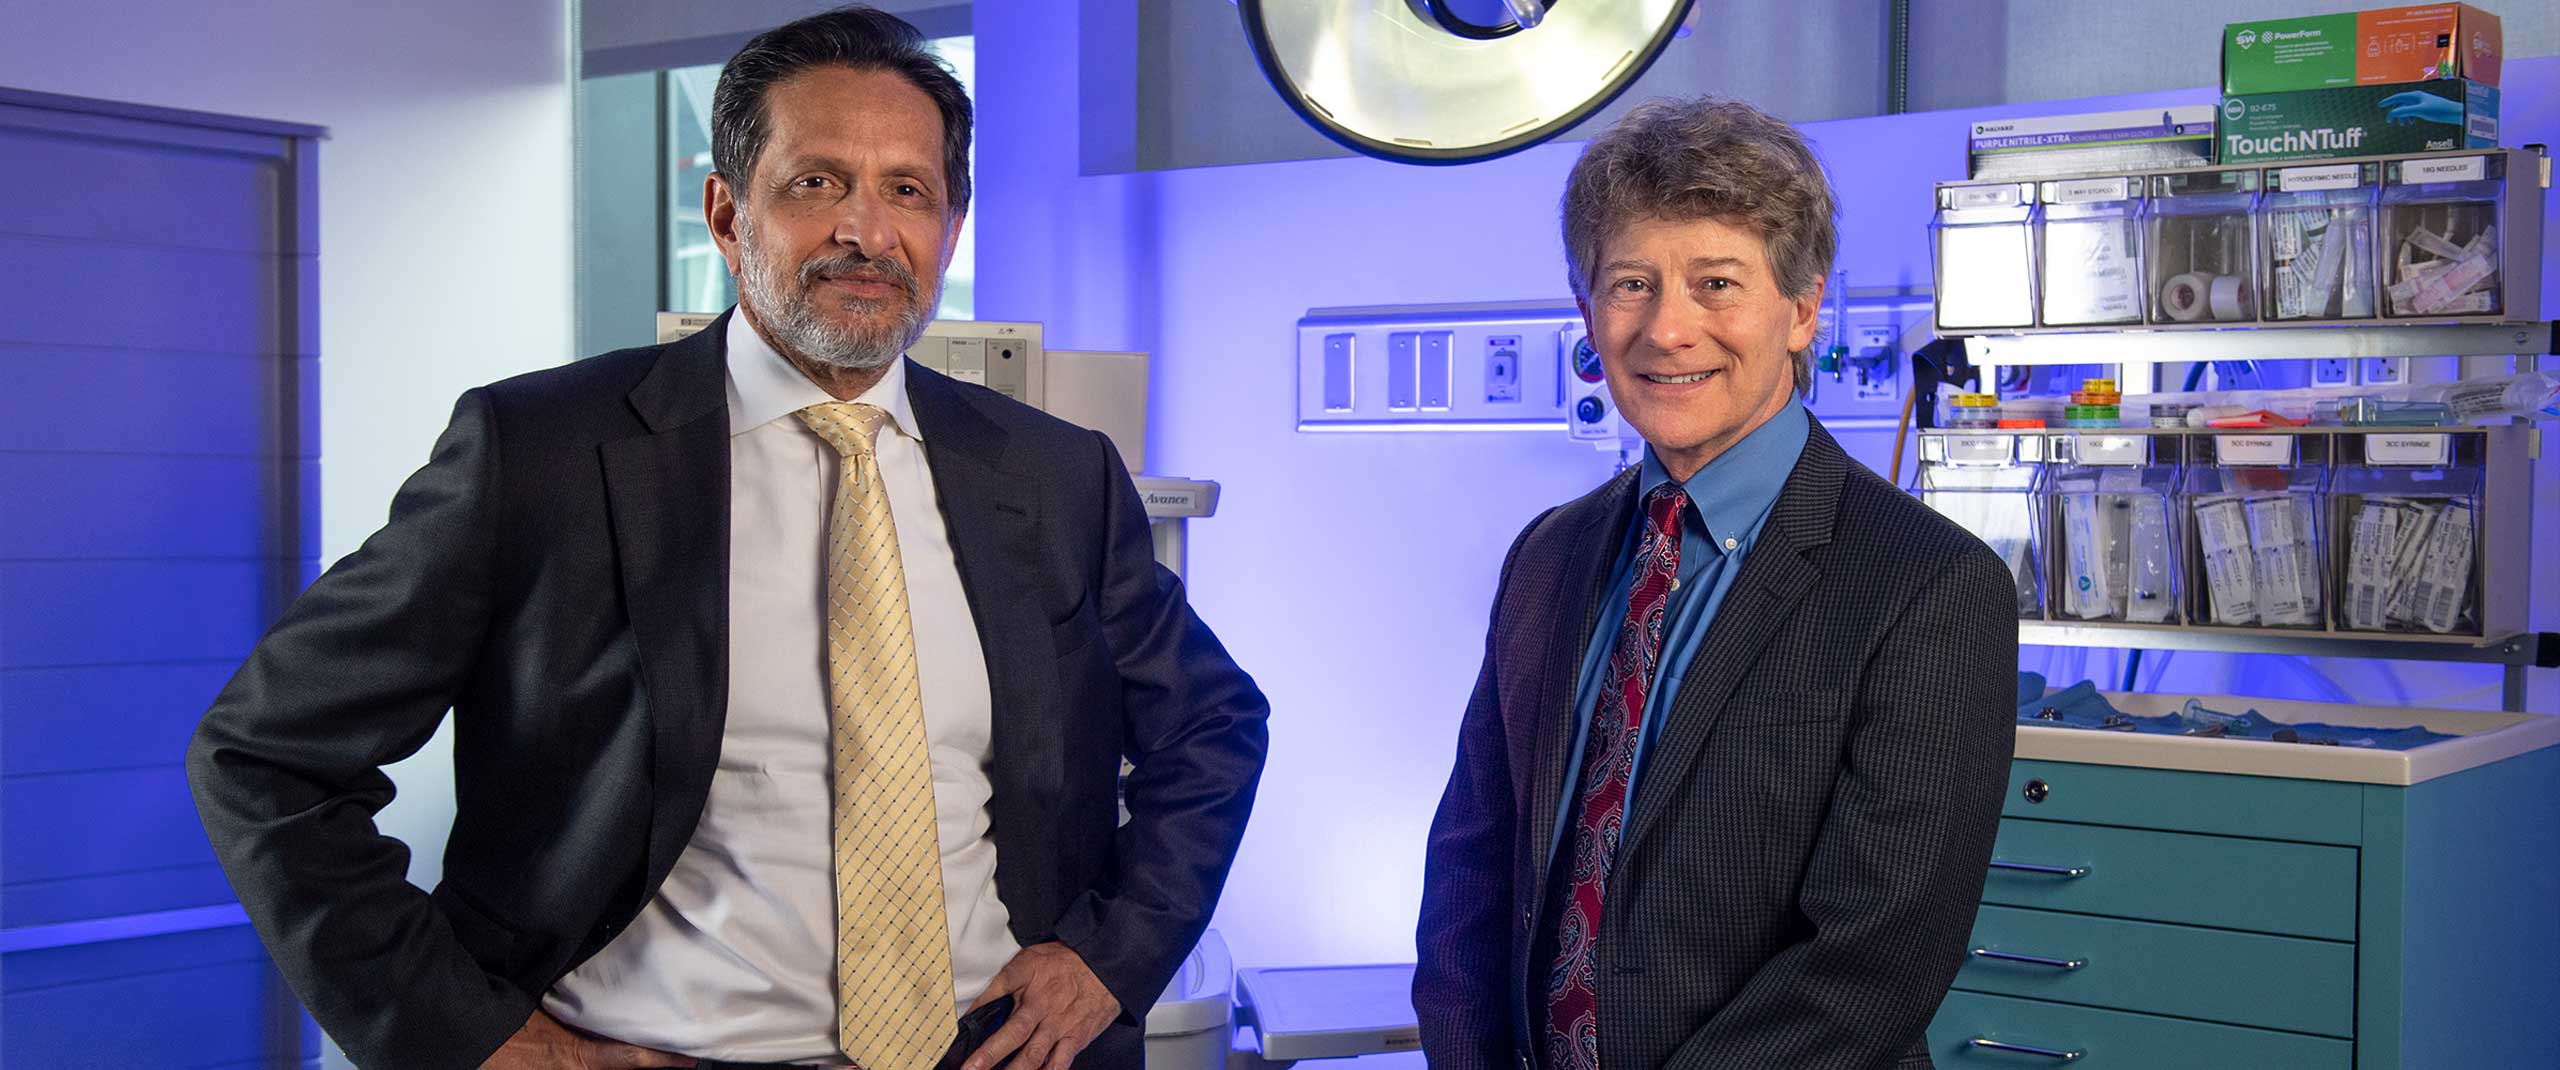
2330,432,2483,635
1911,431,2046,619
2261,162,2379,322
2381,154,2506,318
2039,177,2147,326
2038,433,2182,624
1933,182,2039,330
2181,433,2330,629
2146,169,2260,325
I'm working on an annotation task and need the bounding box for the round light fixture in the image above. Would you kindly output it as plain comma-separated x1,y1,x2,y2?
1236,0,1694,165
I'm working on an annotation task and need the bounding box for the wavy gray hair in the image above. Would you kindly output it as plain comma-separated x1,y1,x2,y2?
1561,97,1838,394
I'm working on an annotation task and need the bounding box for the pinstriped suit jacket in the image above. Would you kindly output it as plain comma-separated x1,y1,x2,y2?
1415,419,2018,1070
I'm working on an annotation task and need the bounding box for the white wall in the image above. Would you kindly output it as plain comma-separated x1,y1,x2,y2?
0,2,572,1063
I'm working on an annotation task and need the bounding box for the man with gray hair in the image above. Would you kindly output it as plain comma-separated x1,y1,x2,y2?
190,7,1267,1070
1415,97,2017,1070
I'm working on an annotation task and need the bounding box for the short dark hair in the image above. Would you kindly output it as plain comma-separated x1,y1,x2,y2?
1561,97,1838,394
711,5,973,216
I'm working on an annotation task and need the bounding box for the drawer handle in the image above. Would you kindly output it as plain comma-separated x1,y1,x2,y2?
1968,1037,2085,1061
1969,947,2087,971
1987,860,2089,878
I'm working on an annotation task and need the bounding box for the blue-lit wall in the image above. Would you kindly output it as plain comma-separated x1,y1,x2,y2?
977,19,2560,975
3,4,577,1067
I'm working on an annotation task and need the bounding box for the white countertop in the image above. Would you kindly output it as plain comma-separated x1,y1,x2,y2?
2016,692,2560,785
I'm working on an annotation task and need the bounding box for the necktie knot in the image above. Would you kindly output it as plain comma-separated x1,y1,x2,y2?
1643,483,1689,540
797,402,891,459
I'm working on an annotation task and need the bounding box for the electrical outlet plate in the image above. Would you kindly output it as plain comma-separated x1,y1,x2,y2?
2362,356,2407,386
2314,358,2352,386
1483,334,1523,403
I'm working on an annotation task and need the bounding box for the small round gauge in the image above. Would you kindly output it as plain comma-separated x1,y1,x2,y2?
1572,336,1605,384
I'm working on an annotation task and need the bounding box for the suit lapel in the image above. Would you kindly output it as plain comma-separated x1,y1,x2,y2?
1618,422,1849,858
1524,469,1638,904
904,363,1057,928
601,314,733,893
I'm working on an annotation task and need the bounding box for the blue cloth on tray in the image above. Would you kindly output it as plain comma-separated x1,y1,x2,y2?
2013,672,2457,750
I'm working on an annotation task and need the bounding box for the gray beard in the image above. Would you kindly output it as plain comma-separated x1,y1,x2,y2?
735,219,938,372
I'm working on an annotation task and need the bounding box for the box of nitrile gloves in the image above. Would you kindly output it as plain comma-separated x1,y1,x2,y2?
1967,106,2218,180
2219,79,2497,164
2222,5,2503,95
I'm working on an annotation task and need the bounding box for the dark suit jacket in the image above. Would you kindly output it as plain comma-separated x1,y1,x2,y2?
187,312,1269,1070
1414,419,2017,1070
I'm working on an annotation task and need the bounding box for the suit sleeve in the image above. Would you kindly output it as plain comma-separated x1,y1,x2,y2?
1048,430,1271,1025
1663,548,2018,1070
1413,515,1546,1070
187,389,533,1070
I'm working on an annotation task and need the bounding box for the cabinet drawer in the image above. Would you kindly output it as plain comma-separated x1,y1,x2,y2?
1984,818,2357,940
1956,905,2354,1037
1930,990,2353,1069
2004,759,2362,845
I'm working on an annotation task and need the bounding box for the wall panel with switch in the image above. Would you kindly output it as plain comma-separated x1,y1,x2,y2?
1298,291,1934,432
1297,302,1583,432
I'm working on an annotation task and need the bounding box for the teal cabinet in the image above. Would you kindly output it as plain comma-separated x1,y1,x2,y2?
1958,905,2355,1037
1982,818,2358,939
1935,990,2354,1068
1930,745,2560,1068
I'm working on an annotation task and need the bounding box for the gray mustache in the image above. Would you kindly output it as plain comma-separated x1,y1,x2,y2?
798,253,918,297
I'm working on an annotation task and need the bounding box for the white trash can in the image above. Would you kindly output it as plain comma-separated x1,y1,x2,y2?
1143,929,1234,1070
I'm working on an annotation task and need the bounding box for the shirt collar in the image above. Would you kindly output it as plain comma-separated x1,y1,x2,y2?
1638,394,1810,553
722,307,921,442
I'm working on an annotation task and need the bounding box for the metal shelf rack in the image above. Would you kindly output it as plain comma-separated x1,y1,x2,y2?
1948,323,2553,712
1966,320,2557,367
1930,146,2556,712
2020,622,2560,711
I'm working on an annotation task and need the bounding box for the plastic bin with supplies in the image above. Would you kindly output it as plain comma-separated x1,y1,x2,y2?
2181,432,2330,629
2038,176,2149,325
2259,161,2379,321
2146,168,2261,325
1932,181,2040,330
1910,430,2046,619
2037,432,2185,624
2380,153,2509,318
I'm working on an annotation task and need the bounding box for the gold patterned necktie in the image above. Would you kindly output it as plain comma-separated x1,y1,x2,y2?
795,401,954,1070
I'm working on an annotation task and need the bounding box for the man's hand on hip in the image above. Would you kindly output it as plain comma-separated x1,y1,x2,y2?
962,942,1121,1070
485,1008,695,1070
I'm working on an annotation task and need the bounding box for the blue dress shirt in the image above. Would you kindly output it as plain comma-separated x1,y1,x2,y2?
1547,396,1811,865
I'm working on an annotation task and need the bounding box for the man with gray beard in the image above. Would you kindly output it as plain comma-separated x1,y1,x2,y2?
187,8,1270,1070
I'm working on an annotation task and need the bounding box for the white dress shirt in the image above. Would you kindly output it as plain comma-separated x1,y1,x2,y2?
544,313,1020,1062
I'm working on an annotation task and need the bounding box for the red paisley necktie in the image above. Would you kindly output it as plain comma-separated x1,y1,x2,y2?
1544,482,1687,1070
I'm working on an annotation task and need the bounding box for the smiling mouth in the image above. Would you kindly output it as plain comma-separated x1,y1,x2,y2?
1643,370,1720,385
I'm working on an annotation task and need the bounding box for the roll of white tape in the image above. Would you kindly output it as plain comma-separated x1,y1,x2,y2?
2208,274,2248,320
2162,272,2211,322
